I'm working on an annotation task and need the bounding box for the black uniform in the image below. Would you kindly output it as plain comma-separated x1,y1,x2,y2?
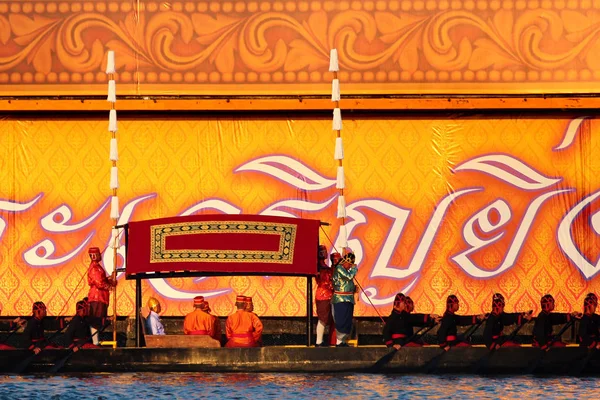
383,310,432,347
63,315,92,348
532,312,570,348
22,317,48,350
437,311,477,348
578,313,599,348
483,312,522,349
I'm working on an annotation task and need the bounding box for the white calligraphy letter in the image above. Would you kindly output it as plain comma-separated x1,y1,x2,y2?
554,117,589,151
179,199,241,216
337,189,479,305
41,198,110,233
24,232,95,267
235,155,336,191
558,190,600,279
453,189,571,278
260,196,337,218
0,193,43,239
454,154,561,191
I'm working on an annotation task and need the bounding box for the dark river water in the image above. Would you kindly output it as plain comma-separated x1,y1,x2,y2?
0,373,598,399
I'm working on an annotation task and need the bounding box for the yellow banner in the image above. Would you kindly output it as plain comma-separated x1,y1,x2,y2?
0,114,599,317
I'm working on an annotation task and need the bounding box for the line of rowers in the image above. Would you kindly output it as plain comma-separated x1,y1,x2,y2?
1,292,598,352
0,293,264,351
0,300,96,352
383,292,600,350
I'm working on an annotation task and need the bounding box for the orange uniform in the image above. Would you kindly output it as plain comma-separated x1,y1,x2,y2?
183,309,218,340
225,310,263,347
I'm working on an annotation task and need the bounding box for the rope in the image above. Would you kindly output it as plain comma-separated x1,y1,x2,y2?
52,244,111,319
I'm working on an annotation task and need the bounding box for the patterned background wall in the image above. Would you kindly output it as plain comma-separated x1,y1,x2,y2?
1,0,600,96
0,113,599,317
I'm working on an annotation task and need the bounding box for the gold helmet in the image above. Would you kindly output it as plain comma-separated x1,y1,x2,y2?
147,297,161,312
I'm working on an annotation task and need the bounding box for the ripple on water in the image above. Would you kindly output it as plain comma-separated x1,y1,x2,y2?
0,373,599,399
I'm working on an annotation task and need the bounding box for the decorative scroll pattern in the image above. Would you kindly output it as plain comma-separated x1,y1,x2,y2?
150,221,296,263
0,0,600,95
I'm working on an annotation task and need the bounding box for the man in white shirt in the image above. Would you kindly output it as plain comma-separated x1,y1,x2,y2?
146,297,165,335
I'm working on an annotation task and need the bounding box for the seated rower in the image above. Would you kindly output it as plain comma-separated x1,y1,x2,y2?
437,295,483,351
22,301,61,354
146,297,165,335
183,296,220,342
483,293,532,350
383,293,437,349
244,296,262,346
225,295,263,348
64,300,98,350
578,293,600,349
533,294,580,349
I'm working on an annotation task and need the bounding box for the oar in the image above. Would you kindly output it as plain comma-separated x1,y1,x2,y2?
369,323,438,373
464,317,487,342
525,320,575,374
570,346,598,376
421,319,485,374
48,321,112,373
470,317,531,374
13,318,73,374
0,323,23,347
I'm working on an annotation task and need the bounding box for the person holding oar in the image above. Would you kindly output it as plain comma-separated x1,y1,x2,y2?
483,293,533,350
437,295,485,351
533,294,581,349
64,300,99,351
22,301,63,354
383,293,439,349
578,293,599,349
568,293,600,375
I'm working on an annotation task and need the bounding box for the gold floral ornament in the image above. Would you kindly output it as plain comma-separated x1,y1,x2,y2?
422,9,600,71
0,3,599,88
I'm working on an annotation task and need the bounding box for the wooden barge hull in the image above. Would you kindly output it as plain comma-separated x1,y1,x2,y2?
0,346,599,374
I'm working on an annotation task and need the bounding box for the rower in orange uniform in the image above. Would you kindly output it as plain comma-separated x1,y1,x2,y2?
226,295,263,348
183,296,220,344
244,296,262,346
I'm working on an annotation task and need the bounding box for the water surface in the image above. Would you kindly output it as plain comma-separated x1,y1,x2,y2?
0,373,598,399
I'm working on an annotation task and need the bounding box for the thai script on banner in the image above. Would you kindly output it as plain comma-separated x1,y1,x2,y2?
2,118,598,307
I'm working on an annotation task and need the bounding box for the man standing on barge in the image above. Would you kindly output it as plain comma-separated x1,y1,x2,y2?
87,247,116,345
332,249,357,347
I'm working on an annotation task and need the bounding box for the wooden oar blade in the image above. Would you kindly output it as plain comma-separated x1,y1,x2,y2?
570,349,597,376
48,352,72,374
421,350,446,374
368,349,398,373
13,354,36,374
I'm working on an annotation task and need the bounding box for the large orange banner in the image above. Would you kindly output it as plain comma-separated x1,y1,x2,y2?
0,113,599,317
1,0,600,96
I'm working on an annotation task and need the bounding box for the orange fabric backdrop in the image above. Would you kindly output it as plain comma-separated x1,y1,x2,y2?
0,113,599,317
1,0,600,96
